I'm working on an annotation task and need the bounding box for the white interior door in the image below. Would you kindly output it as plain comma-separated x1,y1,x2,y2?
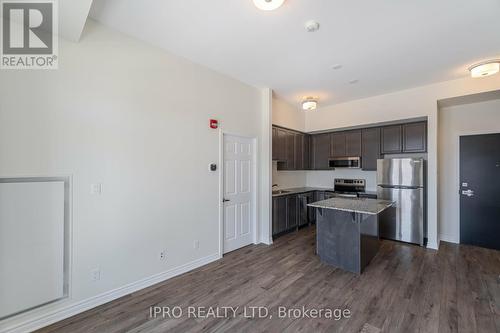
223,134,255,254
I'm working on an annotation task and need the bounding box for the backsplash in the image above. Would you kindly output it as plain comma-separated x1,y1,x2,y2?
273,155,426,191
272,161,377,191
272,162,307,189
305,169,377,191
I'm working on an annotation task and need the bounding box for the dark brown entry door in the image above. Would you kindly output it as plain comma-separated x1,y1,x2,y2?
460,133,500,250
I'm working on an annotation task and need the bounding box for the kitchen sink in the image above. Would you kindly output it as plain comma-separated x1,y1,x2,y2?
272,190,291,195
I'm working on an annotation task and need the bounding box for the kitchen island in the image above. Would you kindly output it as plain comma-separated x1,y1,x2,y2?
308,197,395,274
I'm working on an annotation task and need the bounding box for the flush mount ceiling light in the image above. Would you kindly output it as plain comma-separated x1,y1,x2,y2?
302,97,318,111
253,0,285,11
469,60,500,78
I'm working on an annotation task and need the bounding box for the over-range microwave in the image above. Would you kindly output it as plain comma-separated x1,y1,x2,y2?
329,157,361,169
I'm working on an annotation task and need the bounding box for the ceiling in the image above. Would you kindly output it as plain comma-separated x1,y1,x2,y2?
89,0,500,108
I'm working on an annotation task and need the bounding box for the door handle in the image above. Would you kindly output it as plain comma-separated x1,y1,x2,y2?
461,190,474,197
223,199,230,203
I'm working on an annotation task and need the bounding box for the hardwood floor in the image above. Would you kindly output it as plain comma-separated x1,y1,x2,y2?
38,226,500,333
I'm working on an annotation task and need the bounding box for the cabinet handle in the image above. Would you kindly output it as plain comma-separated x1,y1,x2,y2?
223,199,230,202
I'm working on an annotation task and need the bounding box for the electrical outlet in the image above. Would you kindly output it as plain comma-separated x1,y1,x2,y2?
91,269,101,281
194,240,200,249
159,250,167,261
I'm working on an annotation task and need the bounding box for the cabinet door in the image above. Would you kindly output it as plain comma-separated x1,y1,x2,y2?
294,134,304,170
311,133,331,169
361,127,381,171
276,128,287,161
315,191,326,201
297,195,308,227
272,198,279,235
272,127,278,160
381,125,402,154
303,135,311,170
403,122,427,152
287,195,298,229
331,132,347,157
306,192,316,224
284,131,295,170
272,196,287,235
346,130,362,156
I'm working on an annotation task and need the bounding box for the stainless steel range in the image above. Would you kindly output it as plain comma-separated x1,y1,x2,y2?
333,179,366,198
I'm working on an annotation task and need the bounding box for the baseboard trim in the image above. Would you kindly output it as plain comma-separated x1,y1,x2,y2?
439,234,459,244
1,253,220,333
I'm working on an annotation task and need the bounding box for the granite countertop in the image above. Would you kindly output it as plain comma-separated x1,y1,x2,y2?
272,187,378,198
272,187,335,197
308,197,394,215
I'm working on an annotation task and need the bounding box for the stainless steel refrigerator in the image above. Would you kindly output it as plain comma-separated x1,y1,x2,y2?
377,158,425,246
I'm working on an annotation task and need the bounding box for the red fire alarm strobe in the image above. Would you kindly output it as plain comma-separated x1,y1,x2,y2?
210,119,218,129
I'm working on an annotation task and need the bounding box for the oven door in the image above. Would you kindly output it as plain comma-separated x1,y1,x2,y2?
329,157,361,169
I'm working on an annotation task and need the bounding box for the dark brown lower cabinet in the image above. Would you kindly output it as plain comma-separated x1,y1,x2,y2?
287,195,298,229
272,196,287,235
298,192,315,226
272,191,340,237
272,193,307,236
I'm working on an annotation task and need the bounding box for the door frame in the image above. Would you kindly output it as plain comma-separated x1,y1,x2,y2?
218,131,259,257
456,130,500,244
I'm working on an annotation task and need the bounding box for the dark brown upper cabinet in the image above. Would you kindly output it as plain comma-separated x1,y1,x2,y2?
273,126,311,170
276,127,288,161
331,132,346,157
272,127,278,160
381,125,403,154
284,131,295,169
403,122,427,153
303,134,311,170
330,131,361,158
311,133,331,170
273,121,426,170
346,131,362,156
294,133,305,170
361,127,381,171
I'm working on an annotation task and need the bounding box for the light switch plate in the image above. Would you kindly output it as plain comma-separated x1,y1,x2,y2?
90,183,103,194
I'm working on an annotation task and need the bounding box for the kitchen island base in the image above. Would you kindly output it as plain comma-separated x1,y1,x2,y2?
316,208,381,274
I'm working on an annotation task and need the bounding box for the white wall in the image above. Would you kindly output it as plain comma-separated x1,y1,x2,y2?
305,75,500,249
0,20,268,332
271,95,307,189
272,162,307,189
272,95,305,132
438,97,500,243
